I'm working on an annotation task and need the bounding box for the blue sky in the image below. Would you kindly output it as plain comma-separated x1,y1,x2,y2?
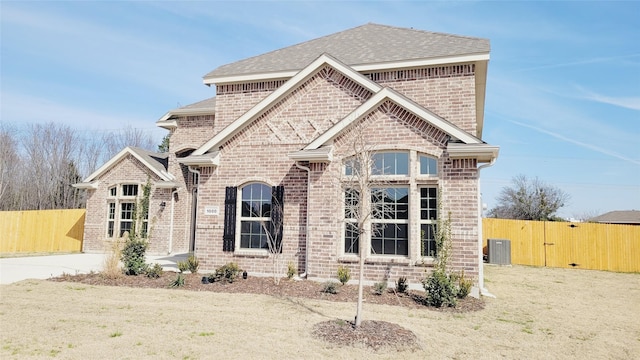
1,1,639,219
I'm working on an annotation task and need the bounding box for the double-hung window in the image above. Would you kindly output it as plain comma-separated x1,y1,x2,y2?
419,187,438,257
240,183,272,249
371,187,409,256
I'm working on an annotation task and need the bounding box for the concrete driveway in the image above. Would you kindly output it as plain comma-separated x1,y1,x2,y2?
0,253,188,285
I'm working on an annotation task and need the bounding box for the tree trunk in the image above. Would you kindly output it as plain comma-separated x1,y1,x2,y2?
355,250,365,327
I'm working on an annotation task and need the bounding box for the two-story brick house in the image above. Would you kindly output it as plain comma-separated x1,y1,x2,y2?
76,23,499,289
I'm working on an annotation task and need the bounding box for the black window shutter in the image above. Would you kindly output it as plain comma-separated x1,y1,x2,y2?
223,186,237,252
270,185,284,253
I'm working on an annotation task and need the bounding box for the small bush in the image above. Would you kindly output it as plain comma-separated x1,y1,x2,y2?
208,262,241,283
336,265,351,285
187,254,199,274
321,281,338,294
456,270,472,299
373,281,387,295
146,263,163,278
169,274,185,288
121,237,148,276
396,276,409,294
423,269,457,308
286,262,296,280
177,260,189,273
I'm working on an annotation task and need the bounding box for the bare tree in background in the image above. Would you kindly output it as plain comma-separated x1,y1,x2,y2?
488,174,570,221
0,122,162,211
0,124,20,210
102,125,156,160
20,123,81,209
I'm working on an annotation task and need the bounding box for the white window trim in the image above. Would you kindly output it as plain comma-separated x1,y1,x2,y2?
235,183,271,254
340,150,441,265
105,183,143,238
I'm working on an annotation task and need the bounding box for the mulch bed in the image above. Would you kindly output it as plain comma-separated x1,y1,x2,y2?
50,271,484,351
50,272,484,312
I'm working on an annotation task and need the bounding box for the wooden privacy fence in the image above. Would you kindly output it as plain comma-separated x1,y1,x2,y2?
0,209,85,254
483,218,640,273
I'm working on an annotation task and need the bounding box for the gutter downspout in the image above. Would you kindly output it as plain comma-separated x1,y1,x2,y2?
168,187,179,254
477,158,496,298
294,161,311,279
187,166,200,253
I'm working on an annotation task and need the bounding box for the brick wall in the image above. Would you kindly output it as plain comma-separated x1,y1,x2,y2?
184,62,481,286
365,64,477,136
82,154,172,255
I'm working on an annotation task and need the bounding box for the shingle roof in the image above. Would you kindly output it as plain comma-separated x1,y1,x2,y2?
204,23,490,80
178,97,216,110
588,210,640,224
128,147,169,172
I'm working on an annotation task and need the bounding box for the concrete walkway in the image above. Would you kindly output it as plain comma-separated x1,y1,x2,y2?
0,253,188,285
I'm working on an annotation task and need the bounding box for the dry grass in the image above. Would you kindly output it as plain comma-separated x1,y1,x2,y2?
1,265,639,359
101,237,124,280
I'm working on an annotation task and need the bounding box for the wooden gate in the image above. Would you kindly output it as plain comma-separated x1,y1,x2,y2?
483,218,640,273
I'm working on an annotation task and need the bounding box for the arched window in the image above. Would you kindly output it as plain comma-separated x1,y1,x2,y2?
222,183,284,253
239,183,272,249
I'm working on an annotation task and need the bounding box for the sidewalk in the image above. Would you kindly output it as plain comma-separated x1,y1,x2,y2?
0,253,188,285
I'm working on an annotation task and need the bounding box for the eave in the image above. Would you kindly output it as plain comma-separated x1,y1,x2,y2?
156,108,215,129
288,146,333,163
72,182,98,190
203,52,490,85
447,142,499,163
178,152,220,167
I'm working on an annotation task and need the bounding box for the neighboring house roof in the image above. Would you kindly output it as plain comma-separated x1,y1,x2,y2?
203,23,490,84
74,147,175,189
157,97,216,129
588,210,640,225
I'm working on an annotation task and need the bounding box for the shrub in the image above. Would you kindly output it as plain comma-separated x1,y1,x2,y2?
208,262,241,283
396,276,409,294
336,265,351,285
121,237,148,276
146,263,163,278
187,254,199,274
423,269,457,308
286,262,296,280
321,281,338,294
169,274,185,288
177,260,189,273
456,270,472,299
373,281,387,295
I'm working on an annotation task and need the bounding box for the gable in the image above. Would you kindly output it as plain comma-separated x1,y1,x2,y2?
226,66,375,148
292,87,498,163
306,87,481,150
75,147,175,189
192,54,381,156
332,100,450,157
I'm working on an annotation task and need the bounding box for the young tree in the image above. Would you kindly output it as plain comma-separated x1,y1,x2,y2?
342,131,392,327
260,186,284,285
487,174,570,221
